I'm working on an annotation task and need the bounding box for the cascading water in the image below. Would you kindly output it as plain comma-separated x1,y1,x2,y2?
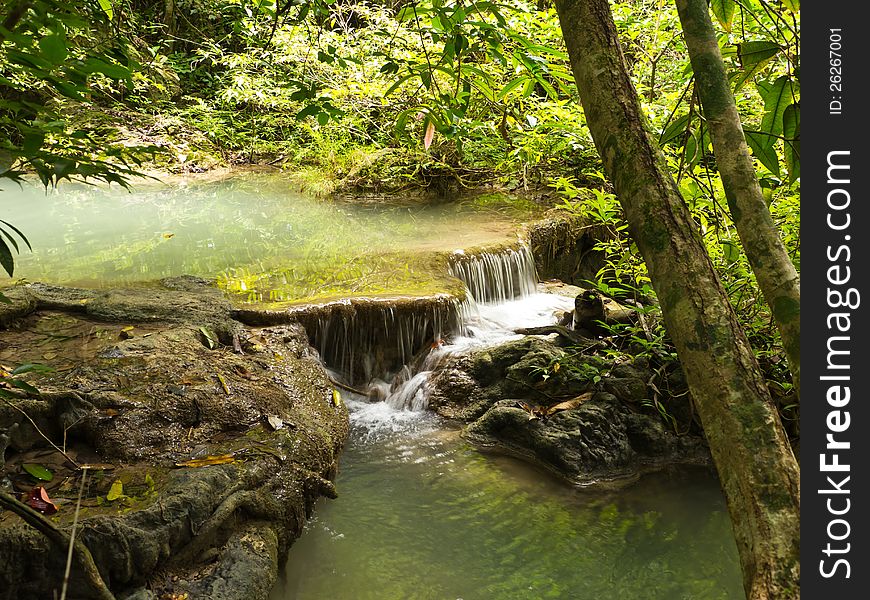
374,242,573,414
447,243,538,304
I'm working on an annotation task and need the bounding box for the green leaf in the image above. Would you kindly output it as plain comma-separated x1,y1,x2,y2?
737,41,781,68
39,35,68,65
22,131,44,156
82,57,131,80
316,112,329,126
781,0,799,13
783,103,800,183
23,464,53,482
710,0,736,32
731,60,770,93
659,114,691,146
0,292,11,304
758,76,794,137
10,379,39,394
97,0,114,21
0,220,32,250
107,479,123,501
497,76,530,99
11,363,52,375
383,74,416,97
745,130,780,176
0,237,14,276
198,326,218,349
295,104,320,120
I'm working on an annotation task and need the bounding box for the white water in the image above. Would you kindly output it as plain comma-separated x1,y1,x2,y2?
352,281,573,423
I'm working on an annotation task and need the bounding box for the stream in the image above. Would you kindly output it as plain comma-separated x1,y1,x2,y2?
274,294,743,599
3,175,743,598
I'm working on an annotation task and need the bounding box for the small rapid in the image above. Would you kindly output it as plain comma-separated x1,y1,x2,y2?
270,244,742,600
351,242,572,421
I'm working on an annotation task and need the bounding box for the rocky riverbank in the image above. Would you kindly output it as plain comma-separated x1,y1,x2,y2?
0,278,348,599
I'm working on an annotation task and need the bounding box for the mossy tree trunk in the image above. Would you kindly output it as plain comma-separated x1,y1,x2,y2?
675,0,801,399
552,1,800,598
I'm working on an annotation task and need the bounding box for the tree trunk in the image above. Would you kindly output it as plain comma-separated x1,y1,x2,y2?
552,1,800,598
675,0,801,399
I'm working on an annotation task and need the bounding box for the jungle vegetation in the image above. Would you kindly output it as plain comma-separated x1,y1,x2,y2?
1,1,800,597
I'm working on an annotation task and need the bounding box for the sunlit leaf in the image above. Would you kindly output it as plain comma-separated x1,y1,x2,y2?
545,392,593,416
199,326,218,349
106,479,124,501
175,454,236,468
97,0,114,21
710,0,735,32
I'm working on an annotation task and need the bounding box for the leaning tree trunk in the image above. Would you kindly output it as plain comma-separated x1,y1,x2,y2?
675,0,801,399
552,1,800,598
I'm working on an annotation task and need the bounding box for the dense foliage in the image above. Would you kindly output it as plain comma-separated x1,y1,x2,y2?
1,0,799,397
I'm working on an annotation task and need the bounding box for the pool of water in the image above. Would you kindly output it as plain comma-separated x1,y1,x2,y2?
271,406,743,600
2,174,535,302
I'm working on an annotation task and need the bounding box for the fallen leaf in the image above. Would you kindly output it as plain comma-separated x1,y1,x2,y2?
22,463,53,482
162,233,175,239
545,392,593,416
266,415,284,430
106,479,124,501
119,325,135,340
331,389,341,407
26,486,58,515
175,454,236,468
42,352,57,360
199,326,218,350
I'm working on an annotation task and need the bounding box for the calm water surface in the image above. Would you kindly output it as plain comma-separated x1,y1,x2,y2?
272,405,743,600
3,175,531,302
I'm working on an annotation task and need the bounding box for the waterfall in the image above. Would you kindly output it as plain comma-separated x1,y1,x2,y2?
295,296,464,384
296,243,563,413
448,244,538,304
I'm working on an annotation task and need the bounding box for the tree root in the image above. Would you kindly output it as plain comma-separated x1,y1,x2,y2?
0,491,115,600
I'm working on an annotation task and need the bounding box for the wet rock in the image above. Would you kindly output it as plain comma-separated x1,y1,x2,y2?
463,394,708,486
428,335,709,485
0,285,348,599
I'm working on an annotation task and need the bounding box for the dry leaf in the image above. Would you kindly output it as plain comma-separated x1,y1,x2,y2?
545,392,593,416
423,120,435,150
26,486,58,515
175,454,236,468
266,415,284,430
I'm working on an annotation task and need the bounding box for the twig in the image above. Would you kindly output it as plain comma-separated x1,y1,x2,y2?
60,468,88,600
0,397,80,468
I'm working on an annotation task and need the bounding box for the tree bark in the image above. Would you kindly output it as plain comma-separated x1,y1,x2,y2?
552,1,800,598
675,0,801,399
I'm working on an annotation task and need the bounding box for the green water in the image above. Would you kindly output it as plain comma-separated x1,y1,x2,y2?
273,410,743,600
2,175,532,302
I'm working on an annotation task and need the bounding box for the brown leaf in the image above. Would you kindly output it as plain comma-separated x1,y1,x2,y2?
545,392,593,416
423,120,435,150
26,486,58,515
175,454,236,468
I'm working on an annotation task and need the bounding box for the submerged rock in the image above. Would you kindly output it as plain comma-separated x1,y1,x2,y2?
0,283,348,600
